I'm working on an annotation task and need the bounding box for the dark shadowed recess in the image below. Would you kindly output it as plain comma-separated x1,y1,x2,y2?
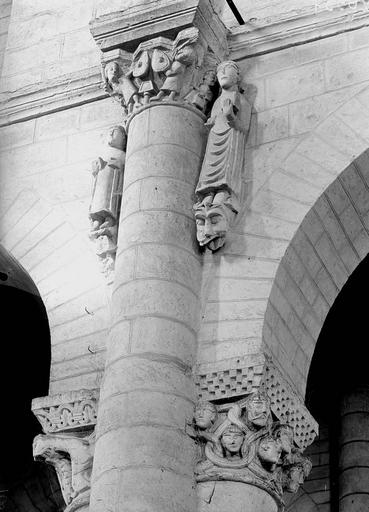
0,245,64,511
306,252,369,511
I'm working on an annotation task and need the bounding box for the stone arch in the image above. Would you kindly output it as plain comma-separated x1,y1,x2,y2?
262,148,369,399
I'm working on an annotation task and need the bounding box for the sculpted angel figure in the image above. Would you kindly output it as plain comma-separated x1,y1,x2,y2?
194,60,252,251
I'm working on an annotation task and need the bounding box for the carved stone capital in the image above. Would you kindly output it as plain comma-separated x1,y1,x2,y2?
190,392,312,508
33,431,94,511
194,354,318,451
31,389,99,434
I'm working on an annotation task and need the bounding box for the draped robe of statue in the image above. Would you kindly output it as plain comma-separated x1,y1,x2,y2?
195,88,251,213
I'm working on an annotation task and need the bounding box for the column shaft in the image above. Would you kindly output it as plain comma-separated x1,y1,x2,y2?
339,387,369,511
90,103,206,512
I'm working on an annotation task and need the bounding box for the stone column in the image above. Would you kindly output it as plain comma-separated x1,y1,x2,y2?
339,387,369,511
89,102,207,512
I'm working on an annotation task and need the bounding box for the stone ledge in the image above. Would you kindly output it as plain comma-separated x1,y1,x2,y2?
32,389,99,434
229,6,369,60
194,354,318,450
0,66,105,127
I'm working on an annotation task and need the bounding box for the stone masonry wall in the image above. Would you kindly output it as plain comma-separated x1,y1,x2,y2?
1,1,369,406
198,25,369,397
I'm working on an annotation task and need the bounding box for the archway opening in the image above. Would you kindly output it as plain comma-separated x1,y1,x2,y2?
0,246,63,510
304,253,369,511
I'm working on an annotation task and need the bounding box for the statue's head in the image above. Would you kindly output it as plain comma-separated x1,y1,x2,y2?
104,61,121,84
203,69,217,86
194,400,217,429
194,192,236,251
106,125,126,150
217,61,240,90
221,424,244,456
244,392,272,429
258,436,282,467
284,456,312,493
273,424,294,454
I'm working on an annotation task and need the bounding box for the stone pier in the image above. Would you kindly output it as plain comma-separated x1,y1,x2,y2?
89,103,207,512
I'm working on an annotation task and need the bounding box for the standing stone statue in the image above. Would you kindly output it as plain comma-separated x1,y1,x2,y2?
89,125,126,281
194,60,252,251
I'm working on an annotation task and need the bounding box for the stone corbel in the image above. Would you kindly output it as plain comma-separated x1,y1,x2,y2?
32,390,99,512
33,432,95,512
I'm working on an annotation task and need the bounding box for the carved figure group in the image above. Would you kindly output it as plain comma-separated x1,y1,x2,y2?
194,60,252,251
103,28,206,117
190,392,311,504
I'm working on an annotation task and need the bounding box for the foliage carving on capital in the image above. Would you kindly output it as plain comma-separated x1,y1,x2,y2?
33,431,95,511
189,393,312,505
193,60,252,252
89,125,126,283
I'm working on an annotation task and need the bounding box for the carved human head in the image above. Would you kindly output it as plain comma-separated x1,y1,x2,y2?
203,69,217,86
194,192,236,251
283,456,312,493
217,61,240,90
221,424,244,456
106,125,126,150
194,400,217,430
273,424,295,455
104,61,122,84
258,436,282,468
244,392,272,429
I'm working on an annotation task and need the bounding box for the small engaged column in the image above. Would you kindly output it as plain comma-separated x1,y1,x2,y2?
339,387,369,511
89,103,207,512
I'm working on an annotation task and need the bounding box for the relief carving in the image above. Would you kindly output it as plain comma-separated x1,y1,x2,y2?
33,432,95,511
89,125,126,283
102,28,212,123
190,392,311,505
194,60,252,251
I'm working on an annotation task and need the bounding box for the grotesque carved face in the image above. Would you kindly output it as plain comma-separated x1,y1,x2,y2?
105,62,120,83
194,200,228,251
194,400,217,429
245,394,271,429
217,62,239,90
221,425,244,455
258,437,282,466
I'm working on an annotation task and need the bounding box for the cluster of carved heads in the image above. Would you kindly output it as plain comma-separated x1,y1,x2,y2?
192,392,311,499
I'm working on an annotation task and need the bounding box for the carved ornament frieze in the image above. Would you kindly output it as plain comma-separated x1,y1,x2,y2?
31,389,99,434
